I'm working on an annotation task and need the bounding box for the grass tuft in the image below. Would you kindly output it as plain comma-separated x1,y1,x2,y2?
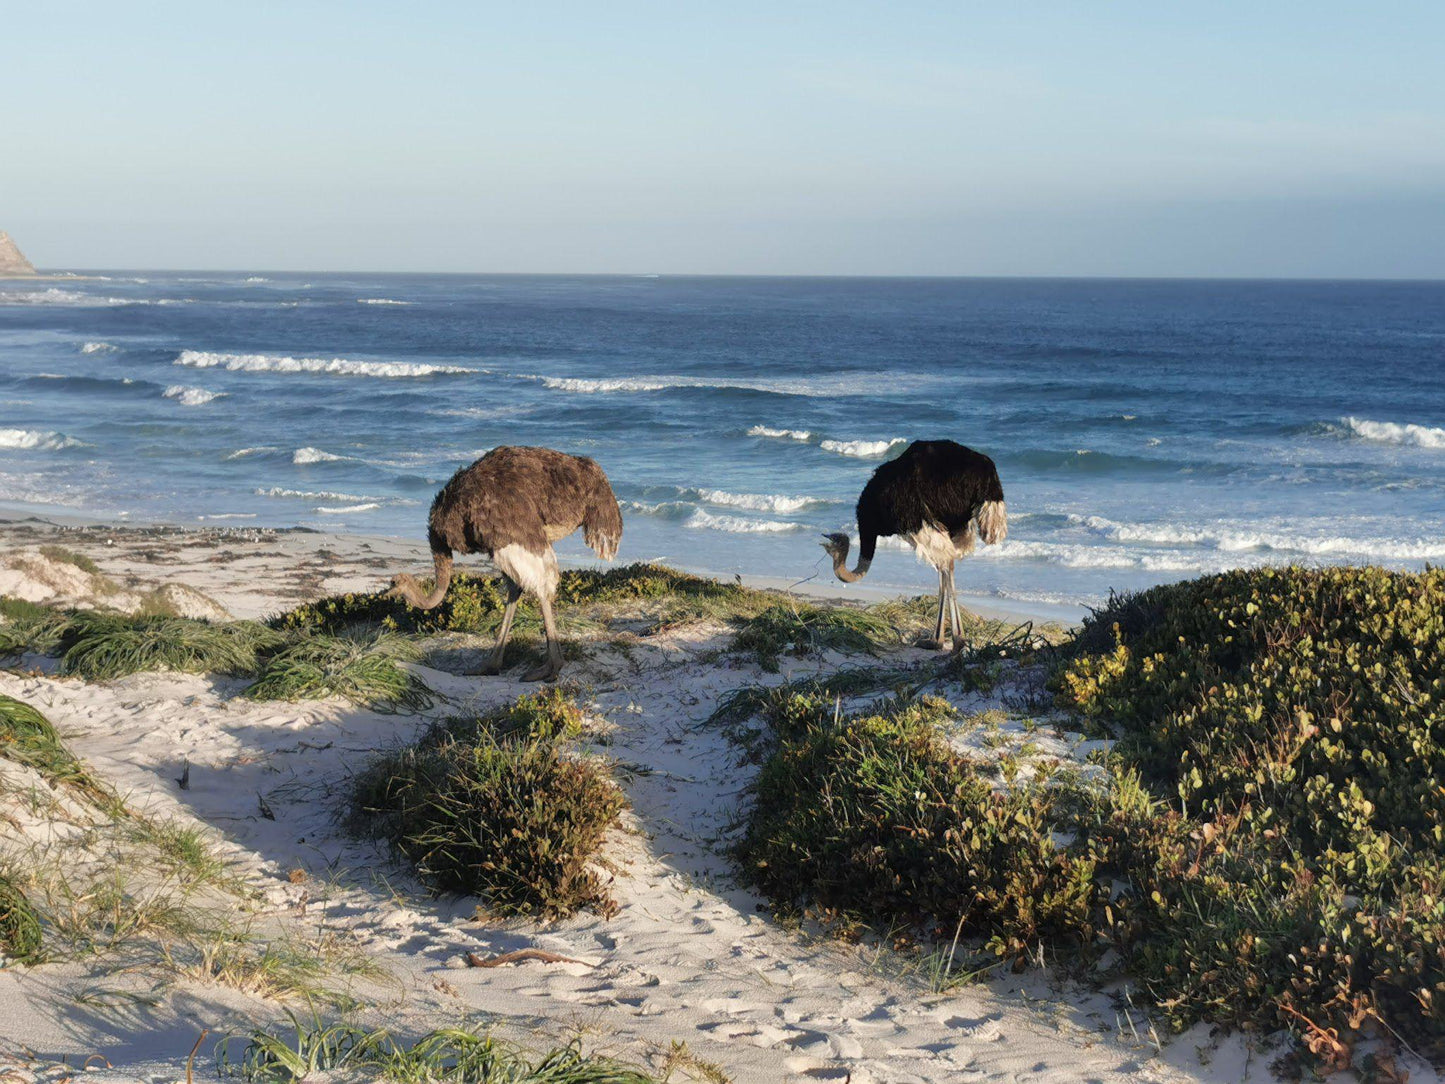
60,613,283,681
218,1011,660,1083
0,873,43,961
244,631,431,710
36,545,102,576
0,693,117,809
351,691,624,918
729,602,898,671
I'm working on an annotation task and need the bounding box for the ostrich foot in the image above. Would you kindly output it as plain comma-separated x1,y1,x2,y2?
522,659,561,683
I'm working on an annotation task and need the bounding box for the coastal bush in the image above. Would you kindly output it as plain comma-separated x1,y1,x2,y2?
351,691,624,918
738,566,1445,1068
59,613,283,681
1056,565,1445,1057
736,693,1102,957
218,1012,659,1084
244,631,430,711
0,873,43,961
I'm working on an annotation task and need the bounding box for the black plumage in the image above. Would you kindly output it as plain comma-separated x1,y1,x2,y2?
823,439,1008,648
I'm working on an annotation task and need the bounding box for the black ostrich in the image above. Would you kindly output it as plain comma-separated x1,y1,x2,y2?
822,440,1008,649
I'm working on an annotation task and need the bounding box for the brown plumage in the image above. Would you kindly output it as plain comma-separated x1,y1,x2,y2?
822,439,1007,650
387,446,622,681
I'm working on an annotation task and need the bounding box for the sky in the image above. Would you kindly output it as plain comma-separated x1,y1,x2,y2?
3,2,1443,277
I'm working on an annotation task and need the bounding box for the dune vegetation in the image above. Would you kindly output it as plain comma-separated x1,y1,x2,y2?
219,1012,659,1084
735,565,1444,1072
350,690,625,918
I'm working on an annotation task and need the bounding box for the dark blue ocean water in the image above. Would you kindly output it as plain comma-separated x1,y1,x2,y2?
2,273,1442,615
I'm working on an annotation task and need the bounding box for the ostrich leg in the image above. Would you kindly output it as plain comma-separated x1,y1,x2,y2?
525,592,564,682
479,578,523,675
946,567,966,648
921,566,949,650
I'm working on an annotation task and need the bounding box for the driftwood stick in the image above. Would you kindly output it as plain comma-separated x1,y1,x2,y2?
465,948,592,968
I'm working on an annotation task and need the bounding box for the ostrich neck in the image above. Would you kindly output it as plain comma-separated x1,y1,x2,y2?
404,552,454,609
831,545,871,583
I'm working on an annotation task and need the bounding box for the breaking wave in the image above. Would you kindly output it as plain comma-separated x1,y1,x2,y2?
684,509,806,534
81,341,117,354
694,488,829,514
820,437,907,459
257,486,377,502
358,298,411,305
747,425,813,442
176,349,476,379
316,503,381,514
163,385,225,406
1077,514,1445,561
0,428,85,451
293,447,351,464
1336,416,1445,450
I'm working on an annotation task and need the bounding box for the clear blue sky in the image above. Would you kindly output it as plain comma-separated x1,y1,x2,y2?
4,2,1443,276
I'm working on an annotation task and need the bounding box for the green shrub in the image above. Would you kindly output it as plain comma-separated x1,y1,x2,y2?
0,874,43,961
351,692,624,918
1058,566,1445,863
244,631,430,710
736,567,1445,1067
36,545,102,576
737,693,1101,956
1058,567,1445,1059
60,613,283,681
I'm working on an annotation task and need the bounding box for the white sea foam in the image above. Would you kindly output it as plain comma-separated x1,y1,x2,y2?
176,349,476,378
358,298,411,305
695,488,825,514
747,425,813,442
819,437,907,459
243,276,270,284
257,486,376,502
683,509,805,534
226,446,277,460
0,428,84,451
525,372,884,398
1076,514,1445,561
163,385,225,406
81,341,117,354
293,447,350,464
1339,416,1445,450
316,503,381,514
0,288,105,306
198,513,257,521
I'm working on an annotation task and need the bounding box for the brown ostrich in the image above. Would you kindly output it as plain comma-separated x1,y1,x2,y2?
822,440,1007,649
386,446,622,681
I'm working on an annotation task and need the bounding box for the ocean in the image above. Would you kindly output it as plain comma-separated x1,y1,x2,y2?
2,273,1442,618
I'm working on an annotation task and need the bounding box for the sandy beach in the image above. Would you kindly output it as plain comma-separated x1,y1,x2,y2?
0,512,1303,1084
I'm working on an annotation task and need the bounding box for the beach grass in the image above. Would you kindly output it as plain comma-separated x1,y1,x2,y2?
59,612,283,681
244,630,431,710
218,1012,660,1084
350,690,625,918
0,872,43,961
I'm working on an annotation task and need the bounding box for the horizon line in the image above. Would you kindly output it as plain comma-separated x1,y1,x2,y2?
25,267,1445,284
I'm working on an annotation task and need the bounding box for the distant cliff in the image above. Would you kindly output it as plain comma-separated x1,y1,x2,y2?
0,231,37,276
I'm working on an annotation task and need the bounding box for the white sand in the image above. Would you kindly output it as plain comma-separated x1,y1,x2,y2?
0,516,1413,1084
